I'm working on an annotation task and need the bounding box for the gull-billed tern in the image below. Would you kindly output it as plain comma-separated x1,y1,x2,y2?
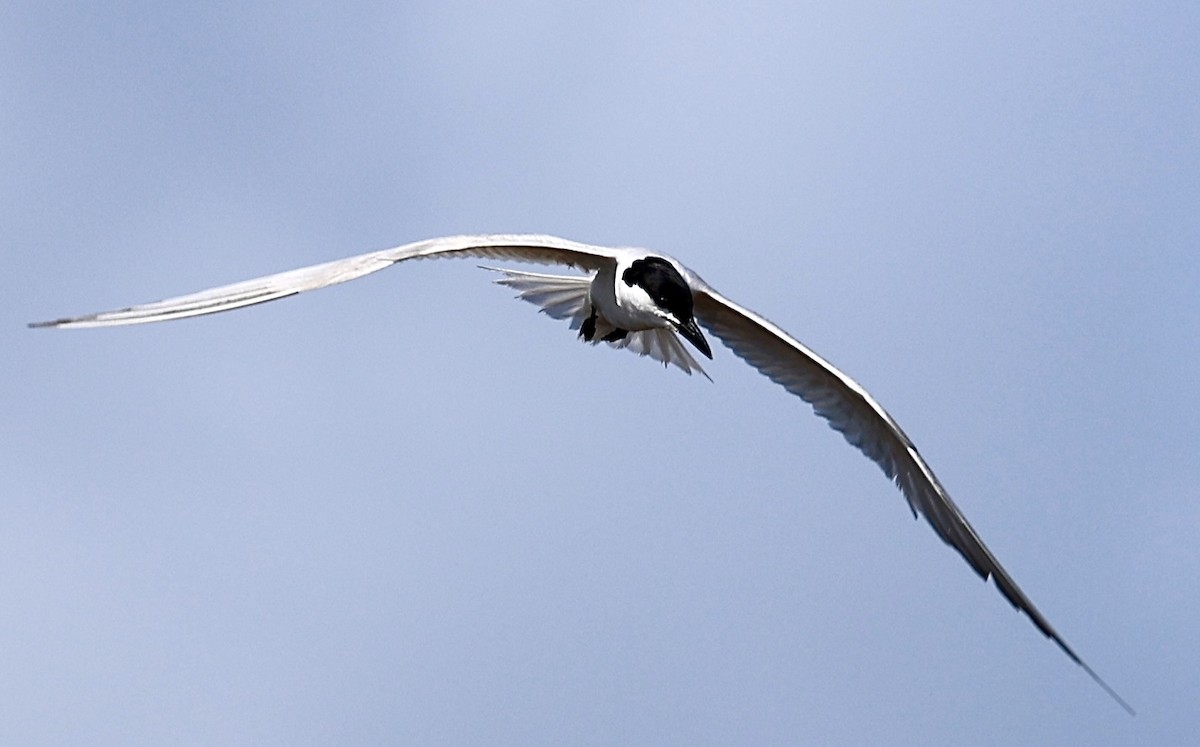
31,233,1132,713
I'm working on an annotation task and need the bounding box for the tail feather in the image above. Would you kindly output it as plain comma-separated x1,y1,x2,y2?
619,328,711,380
482,266,591,327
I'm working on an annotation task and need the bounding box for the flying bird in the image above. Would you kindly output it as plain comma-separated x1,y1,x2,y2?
30,233,1132,713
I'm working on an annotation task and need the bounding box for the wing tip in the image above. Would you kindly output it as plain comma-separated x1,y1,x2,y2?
29,317,72,329
986,571,1136,715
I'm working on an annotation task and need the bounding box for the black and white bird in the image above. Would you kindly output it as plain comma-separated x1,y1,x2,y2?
30,233,1131,713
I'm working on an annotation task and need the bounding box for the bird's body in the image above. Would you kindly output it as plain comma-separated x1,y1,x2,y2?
590,254,657,331
490,250,715,374
30,233,1131,713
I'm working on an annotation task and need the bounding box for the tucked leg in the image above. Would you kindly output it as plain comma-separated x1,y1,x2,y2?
580,309,598,341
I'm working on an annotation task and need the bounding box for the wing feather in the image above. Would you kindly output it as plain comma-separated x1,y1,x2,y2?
692,285,1132,714
30,234,616,329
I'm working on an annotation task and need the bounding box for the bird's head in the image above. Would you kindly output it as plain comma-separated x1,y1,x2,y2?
622,256,712,359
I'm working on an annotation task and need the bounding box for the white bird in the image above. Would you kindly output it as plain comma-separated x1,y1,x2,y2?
31,233,1132,713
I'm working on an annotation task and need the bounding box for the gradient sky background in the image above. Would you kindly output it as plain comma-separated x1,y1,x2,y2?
4,2,1198,744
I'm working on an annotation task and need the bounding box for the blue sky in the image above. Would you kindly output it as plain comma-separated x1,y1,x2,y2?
4,2,1198,744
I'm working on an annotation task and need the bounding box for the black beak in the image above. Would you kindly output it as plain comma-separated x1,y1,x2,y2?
676,317,712,359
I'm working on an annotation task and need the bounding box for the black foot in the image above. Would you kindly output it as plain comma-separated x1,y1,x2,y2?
580,312,597,341
601,328,629,342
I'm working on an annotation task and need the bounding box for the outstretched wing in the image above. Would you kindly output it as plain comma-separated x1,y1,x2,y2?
484,266,710,379
691,284,1132,714
30,234,618,329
